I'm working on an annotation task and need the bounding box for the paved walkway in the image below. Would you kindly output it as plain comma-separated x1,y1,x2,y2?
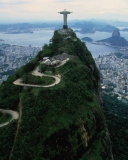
56,58,69,68
0,109,19,127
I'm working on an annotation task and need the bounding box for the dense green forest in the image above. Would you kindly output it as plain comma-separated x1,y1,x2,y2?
21,74,55,85
0,113,12,124
0,29,114,160
0,121,17,160
103,94,128,160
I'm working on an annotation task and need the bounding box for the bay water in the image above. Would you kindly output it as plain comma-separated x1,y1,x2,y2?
1,29,128,57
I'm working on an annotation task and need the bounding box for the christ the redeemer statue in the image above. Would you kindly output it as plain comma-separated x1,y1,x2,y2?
59,9,72,29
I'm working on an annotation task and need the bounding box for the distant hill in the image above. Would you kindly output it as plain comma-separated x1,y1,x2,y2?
120,28,128,32
81,37,93,42
75,22,116,34
97,28,128,47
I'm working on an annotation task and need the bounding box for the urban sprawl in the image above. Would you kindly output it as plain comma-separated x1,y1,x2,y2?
95,51,128,102
0,44,41,83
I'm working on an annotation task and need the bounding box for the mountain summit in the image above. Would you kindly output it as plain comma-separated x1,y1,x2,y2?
98,28,128,47
112,28,120,37
0,29,113,160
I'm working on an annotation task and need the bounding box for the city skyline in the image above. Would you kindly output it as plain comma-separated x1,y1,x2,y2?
0,0,128,23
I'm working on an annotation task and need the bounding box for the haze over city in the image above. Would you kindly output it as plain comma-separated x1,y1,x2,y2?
0,0,128,23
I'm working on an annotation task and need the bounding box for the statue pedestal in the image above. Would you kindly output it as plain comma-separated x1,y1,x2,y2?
63,25,68,29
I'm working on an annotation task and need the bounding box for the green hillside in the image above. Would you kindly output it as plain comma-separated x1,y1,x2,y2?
0,112,12,124
0,29,113,160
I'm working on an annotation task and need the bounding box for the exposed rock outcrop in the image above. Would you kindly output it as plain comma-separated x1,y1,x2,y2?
112,28,120,37
98,28,128,47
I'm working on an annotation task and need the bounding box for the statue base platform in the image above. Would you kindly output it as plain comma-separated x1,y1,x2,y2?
63,25,68,29
58,28,73,35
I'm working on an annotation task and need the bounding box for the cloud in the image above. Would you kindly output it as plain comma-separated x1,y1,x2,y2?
56,0,75,2
0,8,12,13
0,0,128,22
0,0,34,5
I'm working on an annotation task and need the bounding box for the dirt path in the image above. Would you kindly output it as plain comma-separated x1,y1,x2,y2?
0,109,19,127
9,98,22,160
13,67,61,88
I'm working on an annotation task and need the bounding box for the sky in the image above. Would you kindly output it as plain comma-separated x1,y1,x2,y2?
0,0,128,23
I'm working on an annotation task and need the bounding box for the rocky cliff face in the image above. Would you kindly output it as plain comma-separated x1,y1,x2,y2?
98,28,128,47
0,29,113,160
112,28,120,37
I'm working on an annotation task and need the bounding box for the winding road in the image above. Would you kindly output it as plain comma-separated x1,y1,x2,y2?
0,66,61,127
13,67,61,88
0,109,19,127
